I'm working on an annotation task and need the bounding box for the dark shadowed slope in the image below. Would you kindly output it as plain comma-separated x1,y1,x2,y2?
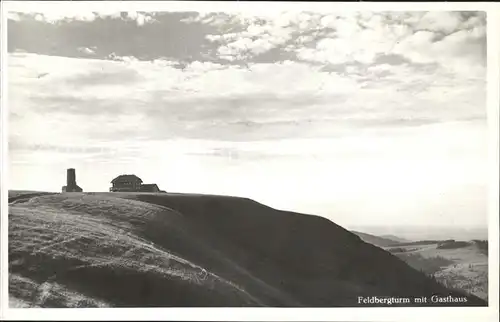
351,231,403,247
9,191,486,307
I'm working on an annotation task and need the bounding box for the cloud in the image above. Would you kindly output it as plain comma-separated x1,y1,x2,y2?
8,12,220,64
201,11,321,62
392,22,486,76
7,12,21,21
77,46,96,55
7,10,156,26
415,11,471,34
123,11,156,26
194,11,486,77
8,10,486,81
6,12,487,152
8,50,485,149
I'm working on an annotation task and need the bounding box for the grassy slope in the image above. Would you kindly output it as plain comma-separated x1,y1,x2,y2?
8,191,487,307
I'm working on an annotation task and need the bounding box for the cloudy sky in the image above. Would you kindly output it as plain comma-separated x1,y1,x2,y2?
6,7,488,229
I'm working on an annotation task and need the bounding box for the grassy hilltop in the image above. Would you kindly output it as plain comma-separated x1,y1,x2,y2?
8,191,487,307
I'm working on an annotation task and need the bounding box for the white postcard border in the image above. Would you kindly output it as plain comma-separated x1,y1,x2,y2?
1,2,499,321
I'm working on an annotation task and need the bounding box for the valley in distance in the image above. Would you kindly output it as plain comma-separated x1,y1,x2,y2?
8,170,488,308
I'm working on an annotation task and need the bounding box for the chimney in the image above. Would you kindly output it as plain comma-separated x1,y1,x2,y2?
67,168,76,187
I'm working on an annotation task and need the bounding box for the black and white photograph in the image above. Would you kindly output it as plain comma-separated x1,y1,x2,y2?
1,1,499,320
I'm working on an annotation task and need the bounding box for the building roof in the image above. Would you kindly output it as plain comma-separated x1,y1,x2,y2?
111,174,143,184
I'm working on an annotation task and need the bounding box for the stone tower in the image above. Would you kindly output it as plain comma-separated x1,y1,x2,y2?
67,168,76,187
62,168,83,192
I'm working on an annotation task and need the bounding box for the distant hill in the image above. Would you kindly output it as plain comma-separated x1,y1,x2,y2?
380,235,412,243
351,231,402,247
8,190,486,307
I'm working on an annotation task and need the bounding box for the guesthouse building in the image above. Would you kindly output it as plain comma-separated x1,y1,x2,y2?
110,174,143,192
109,174,165,193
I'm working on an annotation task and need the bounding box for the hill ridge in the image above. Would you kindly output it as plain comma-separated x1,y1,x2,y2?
8,190,487,307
